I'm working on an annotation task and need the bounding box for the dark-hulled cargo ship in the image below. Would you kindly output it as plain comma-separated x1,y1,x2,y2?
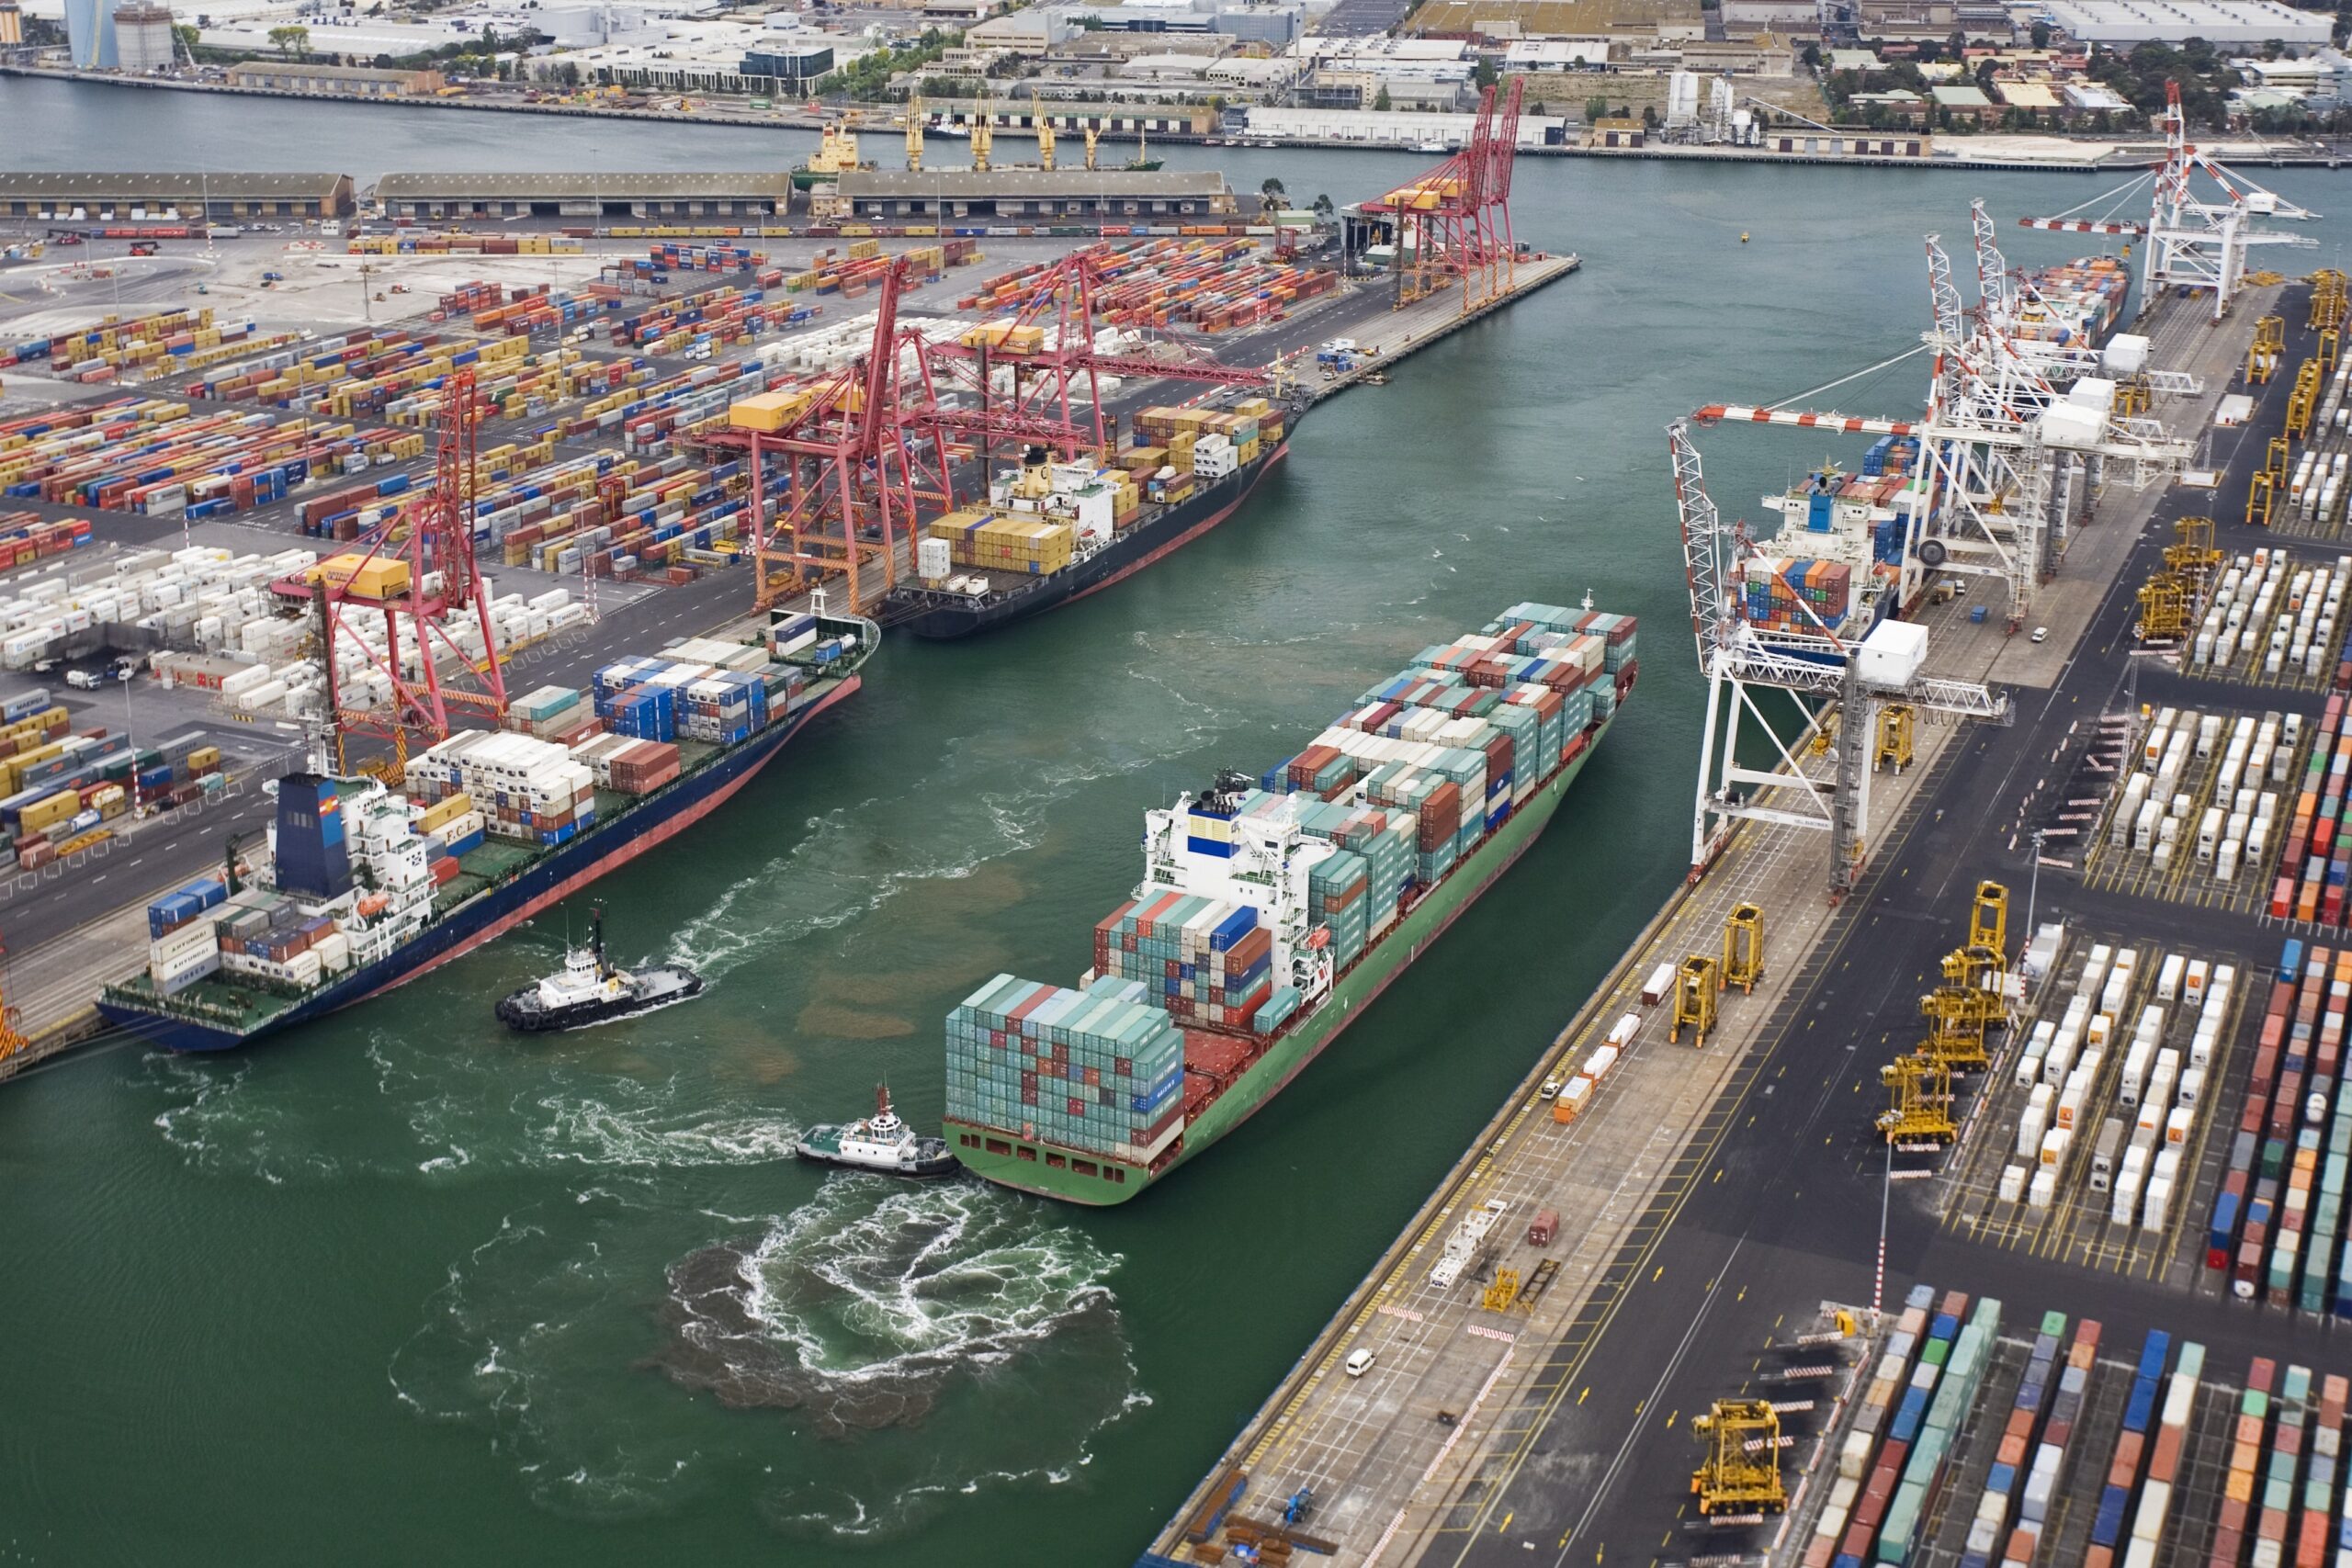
96,612,875,1054
942,599,1639,1203
882,394,1299,639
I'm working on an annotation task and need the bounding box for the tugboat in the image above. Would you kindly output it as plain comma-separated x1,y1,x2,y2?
494,905,704,1032
795,1083,959,1178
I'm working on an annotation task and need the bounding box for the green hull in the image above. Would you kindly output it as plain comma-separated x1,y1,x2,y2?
943,714,1615,1204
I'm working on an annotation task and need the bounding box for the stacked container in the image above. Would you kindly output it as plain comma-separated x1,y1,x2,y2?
944,973,1187,1165
1091,894,1272,1033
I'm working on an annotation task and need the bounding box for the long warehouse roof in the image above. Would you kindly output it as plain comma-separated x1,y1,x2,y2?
373,172,799,200
836,169,1230,197
0,172,350,199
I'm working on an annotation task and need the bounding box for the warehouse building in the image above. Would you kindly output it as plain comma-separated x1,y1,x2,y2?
0,171,355,220
372,172,797,221
2041,0,2331,47
826,169,1234,222
225,62,447,96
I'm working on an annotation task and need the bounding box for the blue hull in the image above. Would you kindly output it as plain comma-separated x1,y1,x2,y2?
95,677,861,1053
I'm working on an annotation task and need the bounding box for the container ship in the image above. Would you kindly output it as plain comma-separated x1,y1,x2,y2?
96,611,875,1053
942,600,1639,1203
882,395,1296,639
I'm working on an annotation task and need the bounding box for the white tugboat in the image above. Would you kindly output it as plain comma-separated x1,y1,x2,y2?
494,905,704,1032
796,1083,958,1179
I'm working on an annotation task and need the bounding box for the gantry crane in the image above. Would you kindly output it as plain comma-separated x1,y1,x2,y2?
2136,576,2190,642
1357,78,1524,315
1968,879,2008,962
2247,315,2285,383
2020,82,2316,323
1723,902,1765,994
2165,515,2221,583
1918,943,2005,1070
1878,1054,1955,1145
2287,356,2322,441
1671,419,2007,896
1672,953,1720,1046
1690,1400,1787,1517
2312,268,2348,332
270,367,509,770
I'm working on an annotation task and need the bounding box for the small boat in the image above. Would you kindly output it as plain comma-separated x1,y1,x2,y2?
795,1083,959,1178
494,904,704,1032
1740,231,1751,243
1363,369,1391,386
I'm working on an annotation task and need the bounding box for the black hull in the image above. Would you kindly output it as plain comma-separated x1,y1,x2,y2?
495,971,704,1032
888,441,1288,640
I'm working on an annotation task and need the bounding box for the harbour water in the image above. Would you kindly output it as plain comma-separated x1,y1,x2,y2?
2,75,2347,1564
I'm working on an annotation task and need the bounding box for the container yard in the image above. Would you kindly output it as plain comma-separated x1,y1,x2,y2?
2080,702,2310,912
1762,1281,2347,1568
1936,930,2251,1280
1142,225,2312,1566
0,121,1581,1075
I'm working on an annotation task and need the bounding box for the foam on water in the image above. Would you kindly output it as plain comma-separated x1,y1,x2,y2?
390,1176,1141,1534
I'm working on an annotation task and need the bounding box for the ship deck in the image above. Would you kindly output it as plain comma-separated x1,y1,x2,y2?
1141,284,2285,1567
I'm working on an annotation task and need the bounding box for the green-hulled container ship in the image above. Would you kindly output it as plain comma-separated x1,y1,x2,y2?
943,600,1639,1203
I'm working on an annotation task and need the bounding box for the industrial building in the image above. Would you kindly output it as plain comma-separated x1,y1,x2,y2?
370,172,796,222
827,169,1234,223
1405,0,1704,40
736,39,833,87
61,0,115,68
224,62,447,96
0,1,22,46
0,171,355,220
2041,0,2332,46
109,0,172,70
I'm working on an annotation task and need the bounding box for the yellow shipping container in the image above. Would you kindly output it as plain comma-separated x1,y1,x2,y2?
729,389,817,433
308,553,413,600
20,792,77,834
419,791,473,833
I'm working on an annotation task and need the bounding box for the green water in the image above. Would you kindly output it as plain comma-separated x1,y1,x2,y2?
3,77,2347,1565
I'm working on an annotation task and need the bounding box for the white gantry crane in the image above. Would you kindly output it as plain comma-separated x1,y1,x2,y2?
1671,418,2007,899
1901,220,2193,629
2018,82,2315,324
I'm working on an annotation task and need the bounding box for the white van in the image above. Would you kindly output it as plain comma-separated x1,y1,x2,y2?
1344,1348,1375,1378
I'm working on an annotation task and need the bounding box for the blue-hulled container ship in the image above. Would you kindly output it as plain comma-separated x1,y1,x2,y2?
96,611,875,1053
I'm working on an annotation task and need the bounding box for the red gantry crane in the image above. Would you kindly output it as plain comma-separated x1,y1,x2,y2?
272,367,510,773
1358,78,1526,314
713,250,1274,613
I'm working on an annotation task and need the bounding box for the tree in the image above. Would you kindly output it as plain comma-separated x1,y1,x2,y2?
2030,19,2051,47
1640,103,1658,129
1311,192,1335,216
171,20,199,58
555,60,582,87
267,23,310,56
1372,85,1391,109
1473,56,1498,88
1800,40,1822,68
1584,93,1609,121
1261,176,1286,198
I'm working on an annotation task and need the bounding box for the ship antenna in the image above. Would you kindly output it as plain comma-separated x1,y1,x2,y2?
590,902,607,978
1581,586,1595,612
876,1078,890,1118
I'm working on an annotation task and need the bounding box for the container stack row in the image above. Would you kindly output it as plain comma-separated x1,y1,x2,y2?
2081,1329,2178,1568
2109,705,2290,886
1,719,220,877
2185,548,2346,680
944,973,1189,1167
0,306,280,382
2205,939,2352,1315
0,513,94,572
1874,1295,2001,1564
0,398,424,519
344,231,583,257
2270,683,2352,924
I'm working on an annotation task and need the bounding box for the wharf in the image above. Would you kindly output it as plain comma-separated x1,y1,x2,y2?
1141,286,2278,1567
1301,254,1580,406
